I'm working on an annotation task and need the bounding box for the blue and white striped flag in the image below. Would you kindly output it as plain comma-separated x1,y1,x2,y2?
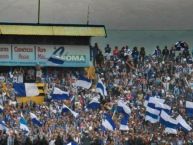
186,101,193,117
145,105,160,123
145,97,170,123
120,114,129,131
160,111,178,134
155,102,171,114
117,100,131,115
176,115,192,132
87,97,100,110
30,112,43,127
144,97,165,108
62,104,79,118
13,83,39,97
75,76,92,89
102,113,116,131
143,95,151,108
51,87,69,100
96,79,107,97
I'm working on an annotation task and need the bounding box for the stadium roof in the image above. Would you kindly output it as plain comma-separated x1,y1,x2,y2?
0,23,106,37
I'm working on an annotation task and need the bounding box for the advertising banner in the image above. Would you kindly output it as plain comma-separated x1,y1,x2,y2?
0,44,90,67
0,44,11,63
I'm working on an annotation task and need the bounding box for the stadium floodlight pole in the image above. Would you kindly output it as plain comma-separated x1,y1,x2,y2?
38,0,40,24
87,0,93,25
87,5,90,25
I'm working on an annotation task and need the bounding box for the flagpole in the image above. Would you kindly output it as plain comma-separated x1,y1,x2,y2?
86,5,90,25
37,0,40,24
112,107,116,119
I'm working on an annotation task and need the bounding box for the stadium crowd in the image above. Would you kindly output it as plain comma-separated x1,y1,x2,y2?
0,42,193,145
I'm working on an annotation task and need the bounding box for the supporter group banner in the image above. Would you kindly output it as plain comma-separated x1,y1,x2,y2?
0,44,90,67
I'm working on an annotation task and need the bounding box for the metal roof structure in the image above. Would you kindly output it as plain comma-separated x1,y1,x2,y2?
0,23,106,37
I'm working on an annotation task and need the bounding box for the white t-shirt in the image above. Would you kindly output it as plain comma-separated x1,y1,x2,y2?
18,74,23,83
0,76,5,82
163,82,169,91
36,70,42,78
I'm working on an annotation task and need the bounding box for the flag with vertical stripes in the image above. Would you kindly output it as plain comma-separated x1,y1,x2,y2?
102,113,116,131
14,83,45,104
13,83,39,97
120,114,129,130
96,79,107,97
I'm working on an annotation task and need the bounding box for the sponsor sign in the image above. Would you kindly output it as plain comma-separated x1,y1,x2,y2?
0,44,90,67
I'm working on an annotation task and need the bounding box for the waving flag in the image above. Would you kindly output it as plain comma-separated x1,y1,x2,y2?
120,114,129,130
177,115,192,132
145,105,160,123
30,112,43,127
145,97,170,123
0,121,9,132
20,113,30,133
144,96,165,109
51,87,69,100
102,113,116,131
143,95,151,108
87,98,100,110
0,105,3,113
62,104,79,118
160,111,178,134
117,100,131,115
13,83,39,97
15,83,45,104
75,76,92,89
147,97,165,108
155,102,171,114
186,101,193,117
96,79,107,96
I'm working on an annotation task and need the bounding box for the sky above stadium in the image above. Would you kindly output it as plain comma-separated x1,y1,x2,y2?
0,0,193,30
